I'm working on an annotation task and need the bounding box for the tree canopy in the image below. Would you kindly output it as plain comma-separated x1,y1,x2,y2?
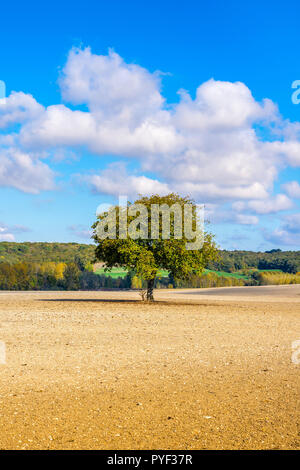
92,193,219,300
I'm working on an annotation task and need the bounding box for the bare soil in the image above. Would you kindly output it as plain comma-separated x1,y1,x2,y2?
0,287,299,449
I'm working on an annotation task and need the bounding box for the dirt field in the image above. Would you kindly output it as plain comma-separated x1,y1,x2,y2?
0,286,299,450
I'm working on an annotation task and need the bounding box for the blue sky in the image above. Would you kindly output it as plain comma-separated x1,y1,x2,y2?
0,0,300,250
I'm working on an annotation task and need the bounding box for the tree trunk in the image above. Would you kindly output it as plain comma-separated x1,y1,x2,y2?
146,278,155,301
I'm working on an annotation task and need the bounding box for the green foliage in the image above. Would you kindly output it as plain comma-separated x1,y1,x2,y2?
250,270,300,285
63,263,81,290
257,257,298,273
1,242,298,277
175,272,245,288
1,236,299,292
204,268,248,279
0,261,132,291
207,249,300,274
0,242,95,265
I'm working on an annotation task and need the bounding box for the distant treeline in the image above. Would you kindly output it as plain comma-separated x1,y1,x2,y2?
0,258,248,291
128,273,244,289
1,260,300,291
0,243,300,290
251,270,300,286
1,243,300,273
207,249,300,274
0,259,131,291
172,273,245,288
0,242,95,265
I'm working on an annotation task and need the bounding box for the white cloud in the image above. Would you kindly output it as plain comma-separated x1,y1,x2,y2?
264,213,300,246
0,227,14,241
282,180,300,199
85,163,170,198
0,93,55,194
281,213,300,233
233,194,293,215
0,92,44,129
265,140,300,167
174,79,277,131
20,105,97,149
59,47,164,124
247,194,293,214
235,214,259,225
1,46,300,217
20,104,180,158
208,207,258,225
68,224,92,240
0,222,30,241
18,47,291,205
171,181,269,202
0,148,55,194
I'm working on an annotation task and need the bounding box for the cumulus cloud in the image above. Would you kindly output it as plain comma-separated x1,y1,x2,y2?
208,207,259,225
20,105,97,149
281,213,300,233
265,140,300,167
0,222,30,241
0,93,55,194
247,194,293,214
282,180,300,199
84,163,170,198
1,46,300,222
265,229,299,246
0,148,55,194
20,103,179,158
59,47,164,123
235,214,259,225
232,194,293,215
17,47,295,205
0,226,15,241
0,92,44,129
68,224,92,240
174,79,277,131
264,213,300,246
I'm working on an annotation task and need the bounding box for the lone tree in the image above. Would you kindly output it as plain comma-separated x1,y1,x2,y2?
92,193,218,301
